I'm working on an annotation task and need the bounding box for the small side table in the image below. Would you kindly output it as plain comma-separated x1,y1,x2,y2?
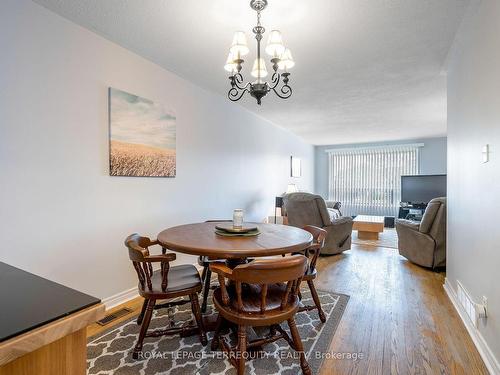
353,215,384,240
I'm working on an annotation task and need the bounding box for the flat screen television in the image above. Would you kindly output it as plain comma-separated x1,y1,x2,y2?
401,174,447,204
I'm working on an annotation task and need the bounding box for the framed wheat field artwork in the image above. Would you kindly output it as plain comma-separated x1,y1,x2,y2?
109,87,176,177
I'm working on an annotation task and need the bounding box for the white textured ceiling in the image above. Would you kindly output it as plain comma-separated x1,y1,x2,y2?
32,0,469,145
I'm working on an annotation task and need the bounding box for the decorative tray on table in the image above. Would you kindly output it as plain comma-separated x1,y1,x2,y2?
214,223,260,237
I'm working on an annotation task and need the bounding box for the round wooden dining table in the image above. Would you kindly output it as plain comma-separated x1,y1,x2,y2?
157,221,313,339
157,221,313,262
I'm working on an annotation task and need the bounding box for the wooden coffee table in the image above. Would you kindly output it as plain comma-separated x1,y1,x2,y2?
353,215,385,240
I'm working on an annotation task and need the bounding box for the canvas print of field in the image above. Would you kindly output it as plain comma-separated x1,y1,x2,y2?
109,87,176,177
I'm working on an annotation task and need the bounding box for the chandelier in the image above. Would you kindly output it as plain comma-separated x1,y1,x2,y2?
224,0,295,105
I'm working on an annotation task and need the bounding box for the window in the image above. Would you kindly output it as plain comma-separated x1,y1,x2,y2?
327,144,421,217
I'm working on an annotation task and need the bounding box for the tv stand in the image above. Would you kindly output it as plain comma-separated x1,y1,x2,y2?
398,202,427,222
410,203,427,209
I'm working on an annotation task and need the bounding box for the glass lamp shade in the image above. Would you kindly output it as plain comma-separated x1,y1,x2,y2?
265,30,286,57
230,31,249,57
224,52,237,73
250,58,268,78
278,48,295,70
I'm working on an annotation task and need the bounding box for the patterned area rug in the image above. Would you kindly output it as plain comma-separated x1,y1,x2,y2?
87,288,349,375
352,227,398,249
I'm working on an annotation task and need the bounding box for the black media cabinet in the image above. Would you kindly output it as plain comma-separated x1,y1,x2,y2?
398,203,427,221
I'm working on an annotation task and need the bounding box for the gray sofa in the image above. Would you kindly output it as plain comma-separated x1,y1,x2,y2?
282,192,353,255
396,197,446,269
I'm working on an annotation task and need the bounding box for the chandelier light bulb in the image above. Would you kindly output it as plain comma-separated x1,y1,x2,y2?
230,31,249,57
224,52,237,73
251,58,268,79
265,30,285,57
278,48,295,70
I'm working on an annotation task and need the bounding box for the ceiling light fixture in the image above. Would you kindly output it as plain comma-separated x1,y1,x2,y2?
224,0,294,105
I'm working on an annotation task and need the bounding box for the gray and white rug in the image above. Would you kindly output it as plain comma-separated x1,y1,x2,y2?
87,288,349,375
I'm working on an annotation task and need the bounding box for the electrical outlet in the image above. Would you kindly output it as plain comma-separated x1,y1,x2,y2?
482,144,490,163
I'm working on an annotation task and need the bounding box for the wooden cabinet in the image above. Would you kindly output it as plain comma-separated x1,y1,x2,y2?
0,262,104,375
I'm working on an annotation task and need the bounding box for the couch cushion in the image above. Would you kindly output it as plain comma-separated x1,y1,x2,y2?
327,208,341,221
285,199,324,228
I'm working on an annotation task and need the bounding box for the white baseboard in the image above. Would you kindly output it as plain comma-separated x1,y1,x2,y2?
101,262,202,311
101,287,139,310
444,278,500,375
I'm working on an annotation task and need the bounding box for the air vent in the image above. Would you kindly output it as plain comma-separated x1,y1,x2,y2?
457,281,477,326
456,281,487,328
97,307,134,326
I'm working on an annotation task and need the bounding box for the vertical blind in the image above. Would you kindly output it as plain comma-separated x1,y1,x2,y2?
327,144,421,217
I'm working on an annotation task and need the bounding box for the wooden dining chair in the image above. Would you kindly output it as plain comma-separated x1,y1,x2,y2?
198,220,232,313
299,225,328,323
125,234,207,359
210,255,311,375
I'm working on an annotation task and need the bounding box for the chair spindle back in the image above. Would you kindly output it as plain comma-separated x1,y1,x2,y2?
213,255,307,313
125,233,176,292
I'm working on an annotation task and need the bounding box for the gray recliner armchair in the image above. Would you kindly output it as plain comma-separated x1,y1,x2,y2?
396,197,446,269
282,192,353,255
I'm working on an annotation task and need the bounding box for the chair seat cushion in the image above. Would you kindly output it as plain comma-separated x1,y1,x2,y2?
214,282,297,313
139,264,201,294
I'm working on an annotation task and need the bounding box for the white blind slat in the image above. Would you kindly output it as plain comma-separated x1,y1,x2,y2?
328,145,421,216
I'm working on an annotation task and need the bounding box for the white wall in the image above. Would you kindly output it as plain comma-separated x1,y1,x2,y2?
447,0,500,368
314,137,447,199
0,0,314,300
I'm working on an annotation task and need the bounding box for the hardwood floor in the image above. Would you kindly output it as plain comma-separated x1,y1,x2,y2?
87,243,488,374
316,244,488,375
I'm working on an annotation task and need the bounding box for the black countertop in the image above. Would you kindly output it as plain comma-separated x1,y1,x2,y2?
0,262,101,343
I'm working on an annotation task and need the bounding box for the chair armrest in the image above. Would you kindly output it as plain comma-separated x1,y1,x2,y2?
209,262,233,278
146,253,176,263
329,216,353,226
396,219,420,231
325,200,341,209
